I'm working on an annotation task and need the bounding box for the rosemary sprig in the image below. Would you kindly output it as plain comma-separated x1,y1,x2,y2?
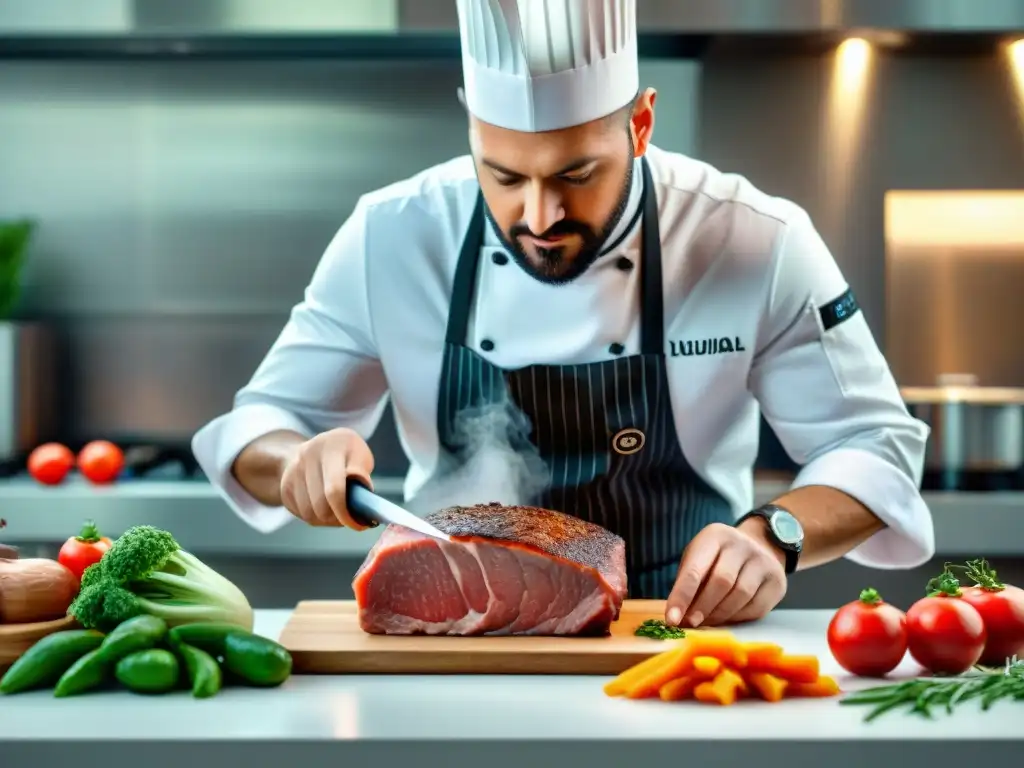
840,656,1024,721
634,618,687,640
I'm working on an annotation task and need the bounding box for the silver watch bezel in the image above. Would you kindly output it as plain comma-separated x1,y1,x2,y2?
766,506,804,547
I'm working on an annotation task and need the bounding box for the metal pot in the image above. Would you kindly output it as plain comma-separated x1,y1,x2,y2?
901,385,1024,487
0,321,59,462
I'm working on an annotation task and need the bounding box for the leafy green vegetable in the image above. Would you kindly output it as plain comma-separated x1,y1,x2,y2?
67,525,253,633
0,219,34,320
839,656,1024,721
634,618,687,640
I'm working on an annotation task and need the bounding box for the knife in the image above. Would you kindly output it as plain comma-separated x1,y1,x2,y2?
346,479,452,542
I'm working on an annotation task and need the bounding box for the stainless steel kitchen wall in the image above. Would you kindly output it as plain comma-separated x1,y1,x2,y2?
0,57,699,467
697,49,1024,353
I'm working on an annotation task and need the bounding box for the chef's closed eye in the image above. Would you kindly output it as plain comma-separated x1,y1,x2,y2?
493,171,523,187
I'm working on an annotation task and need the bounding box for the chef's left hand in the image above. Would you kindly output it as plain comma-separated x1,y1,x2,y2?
665,521,787,628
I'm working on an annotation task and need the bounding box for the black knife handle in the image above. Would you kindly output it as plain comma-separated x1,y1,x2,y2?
345,477,381,529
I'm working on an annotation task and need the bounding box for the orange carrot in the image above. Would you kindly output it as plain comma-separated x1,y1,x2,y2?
693,667,748,706
787,675,840,698
603,646,685,697
749,654,820,684
746,671,788,702
658,675,699,701
740,642,783,668
692,655,723,676
625,633,746,699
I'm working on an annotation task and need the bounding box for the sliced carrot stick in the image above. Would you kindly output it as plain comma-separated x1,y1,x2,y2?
748,654,820,684
693,667,748,706
746,671,788,702
624,633,746,699
603,646,686,697
692,655,723,676
787,675,840,698
740,642,783,668
658,675,699,701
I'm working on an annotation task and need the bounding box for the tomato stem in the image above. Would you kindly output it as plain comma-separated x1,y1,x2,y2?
953,558,1005,592
75,519,103,543
859,587,882,605
925,568,962,598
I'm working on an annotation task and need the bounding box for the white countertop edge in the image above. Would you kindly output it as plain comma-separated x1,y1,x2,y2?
0,608,1021,750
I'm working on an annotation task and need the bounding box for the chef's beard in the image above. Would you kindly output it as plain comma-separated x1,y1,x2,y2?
485,153,635,286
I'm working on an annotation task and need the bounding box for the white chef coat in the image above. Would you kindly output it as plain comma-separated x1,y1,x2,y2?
191,144,935,569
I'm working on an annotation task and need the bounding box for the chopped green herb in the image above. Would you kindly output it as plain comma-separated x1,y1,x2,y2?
634,619,686,640
839,656,1024,721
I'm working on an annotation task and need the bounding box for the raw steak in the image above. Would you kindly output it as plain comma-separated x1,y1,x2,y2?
352,502,627,636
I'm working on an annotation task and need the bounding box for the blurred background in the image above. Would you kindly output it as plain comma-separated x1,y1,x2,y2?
1,0,1023,609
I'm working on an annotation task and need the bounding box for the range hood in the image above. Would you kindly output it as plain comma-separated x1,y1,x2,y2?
0,0,1021,59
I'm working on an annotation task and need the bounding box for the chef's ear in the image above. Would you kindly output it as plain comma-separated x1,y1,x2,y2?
629,87,657,157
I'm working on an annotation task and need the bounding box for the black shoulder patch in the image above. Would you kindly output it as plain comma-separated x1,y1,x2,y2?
819,287,859,331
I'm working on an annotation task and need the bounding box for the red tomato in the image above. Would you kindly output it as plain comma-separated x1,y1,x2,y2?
953,558,1024,666
906,590,987,675
77,440,125,484
57,519,112,581
27,443,76,485
827,588,908,677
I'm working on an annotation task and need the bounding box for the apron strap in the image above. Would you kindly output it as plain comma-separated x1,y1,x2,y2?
638,156,664,355
445,193,486,345
445,157,664,354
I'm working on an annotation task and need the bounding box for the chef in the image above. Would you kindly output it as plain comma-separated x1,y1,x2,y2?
192,0,935,629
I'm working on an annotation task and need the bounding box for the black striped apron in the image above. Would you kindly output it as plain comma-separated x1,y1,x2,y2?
433,158,733,599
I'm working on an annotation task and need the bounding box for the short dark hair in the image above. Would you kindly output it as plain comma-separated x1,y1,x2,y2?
603,89,641,130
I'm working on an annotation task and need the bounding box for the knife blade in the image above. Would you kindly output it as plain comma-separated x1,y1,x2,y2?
346,479,452,542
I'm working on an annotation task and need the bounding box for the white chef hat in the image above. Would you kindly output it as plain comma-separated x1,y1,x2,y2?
456,0,639,133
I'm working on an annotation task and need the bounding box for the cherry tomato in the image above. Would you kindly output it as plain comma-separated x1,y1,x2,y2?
952,558,1024,666
27,442,76,485
77,440,125,484
827,587,908,677
57,519,113,581
906,575,987,675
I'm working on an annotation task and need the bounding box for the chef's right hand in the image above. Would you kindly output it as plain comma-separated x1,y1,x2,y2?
279,427,376,530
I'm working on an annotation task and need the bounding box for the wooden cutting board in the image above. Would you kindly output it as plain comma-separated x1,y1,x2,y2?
0,615,79,673
279,599,696,675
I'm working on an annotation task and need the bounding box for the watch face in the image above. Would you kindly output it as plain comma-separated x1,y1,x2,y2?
770,510,804,545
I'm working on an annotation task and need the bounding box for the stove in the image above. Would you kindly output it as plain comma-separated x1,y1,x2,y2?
0,441,206,482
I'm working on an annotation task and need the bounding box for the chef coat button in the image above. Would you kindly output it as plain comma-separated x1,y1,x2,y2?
492,252,509,266
481,339,495,352
616,257,633,271
609,342,625,355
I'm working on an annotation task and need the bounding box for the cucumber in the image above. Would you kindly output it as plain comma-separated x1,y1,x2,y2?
167,622,246,657
96,615,167,664
176,643,222,699
223,632,293,687
0,630,105,694
115,649,180,694
53,647,110,697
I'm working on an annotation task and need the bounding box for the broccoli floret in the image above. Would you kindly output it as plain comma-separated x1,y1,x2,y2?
69,582,144,631
102,525,179,583
68,525,254,632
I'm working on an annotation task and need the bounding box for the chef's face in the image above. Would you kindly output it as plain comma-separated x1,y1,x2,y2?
469,89,656,283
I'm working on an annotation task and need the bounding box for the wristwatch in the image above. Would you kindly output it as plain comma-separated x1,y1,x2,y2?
735,504,804,575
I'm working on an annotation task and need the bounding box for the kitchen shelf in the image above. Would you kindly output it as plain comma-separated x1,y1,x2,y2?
0,476,1021,558
0,32,711,61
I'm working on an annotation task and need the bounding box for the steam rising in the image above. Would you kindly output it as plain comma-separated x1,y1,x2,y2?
409,402,551,514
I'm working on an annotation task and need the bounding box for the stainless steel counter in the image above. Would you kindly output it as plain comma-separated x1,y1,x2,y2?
0,476,1019,557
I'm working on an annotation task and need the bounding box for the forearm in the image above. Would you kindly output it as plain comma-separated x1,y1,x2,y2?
231,430,306,507
740,484,885,570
